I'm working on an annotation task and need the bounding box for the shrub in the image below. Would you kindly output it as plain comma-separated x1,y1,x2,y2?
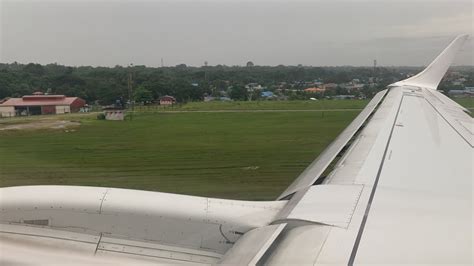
97,113,106,120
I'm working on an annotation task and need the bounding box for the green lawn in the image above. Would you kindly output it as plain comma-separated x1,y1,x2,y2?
454,98,474,109
454,98,474,117
0,110,358,200
1,97,471,200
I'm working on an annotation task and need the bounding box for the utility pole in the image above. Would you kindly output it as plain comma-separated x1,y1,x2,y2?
161,58,164,68
128,63,134,120
373,59,377,75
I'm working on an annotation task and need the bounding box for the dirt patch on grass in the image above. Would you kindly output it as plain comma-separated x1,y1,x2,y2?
0,120,80,131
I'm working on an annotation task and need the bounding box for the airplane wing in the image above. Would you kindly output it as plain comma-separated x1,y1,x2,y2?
0,35,471,265
231,34,472,265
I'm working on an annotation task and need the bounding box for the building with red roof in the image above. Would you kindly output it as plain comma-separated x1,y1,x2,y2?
0,93,86,117
159,95,176,106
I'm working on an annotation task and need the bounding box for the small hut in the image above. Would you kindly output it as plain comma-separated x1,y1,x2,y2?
159,95,176,106
103,106,125,121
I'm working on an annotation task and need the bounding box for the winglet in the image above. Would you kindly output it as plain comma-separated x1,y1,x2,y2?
391,35,469,90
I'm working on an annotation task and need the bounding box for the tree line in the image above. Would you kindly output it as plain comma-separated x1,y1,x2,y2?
1,62,471,105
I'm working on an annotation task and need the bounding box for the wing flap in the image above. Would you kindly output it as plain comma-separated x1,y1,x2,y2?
278,89,387,199
97,237,222,264
276,185,363,228
218,223,286,265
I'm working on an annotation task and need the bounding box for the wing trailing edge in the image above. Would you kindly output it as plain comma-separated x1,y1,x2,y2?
391,34,469,90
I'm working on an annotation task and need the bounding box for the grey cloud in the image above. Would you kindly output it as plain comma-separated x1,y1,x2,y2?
1,0,472,66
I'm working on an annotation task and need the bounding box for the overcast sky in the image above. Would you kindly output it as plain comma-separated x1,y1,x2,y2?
1,0,473,67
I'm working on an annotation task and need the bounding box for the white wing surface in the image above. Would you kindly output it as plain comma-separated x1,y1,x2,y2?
220,35,472,265
0,186,286,264
258,34,472,265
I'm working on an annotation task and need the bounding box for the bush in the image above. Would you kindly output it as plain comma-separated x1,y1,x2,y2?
97,113,106,120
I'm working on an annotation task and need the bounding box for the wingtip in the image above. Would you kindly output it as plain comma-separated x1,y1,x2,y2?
455,34,469,42
390,34,469,90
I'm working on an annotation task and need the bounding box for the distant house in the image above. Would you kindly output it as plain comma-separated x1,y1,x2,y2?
333,95,356,100
245,83,263,91
261,91,274,98
448,87,474,97
159,95,176,105
304,87,325,93
322,83,338,90
340,83,365,91
219,97,232,101
204,96,215,102
313,80,323,86
0,93,85,117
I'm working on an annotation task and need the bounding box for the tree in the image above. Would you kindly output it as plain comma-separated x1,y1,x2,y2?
246,61,254,67
230,85,248,100
23,63,45,76
133,86,153,104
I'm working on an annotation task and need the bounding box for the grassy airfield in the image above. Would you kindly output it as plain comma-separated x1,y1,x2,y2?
136,99,369,111
0,98,471,200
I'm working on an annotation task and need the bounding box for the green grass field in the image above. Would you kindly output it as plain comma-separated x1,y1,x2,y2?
454,98,474,109
135,99,369,111
454,98,473,117
1,97,472,200
0,109,358,200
